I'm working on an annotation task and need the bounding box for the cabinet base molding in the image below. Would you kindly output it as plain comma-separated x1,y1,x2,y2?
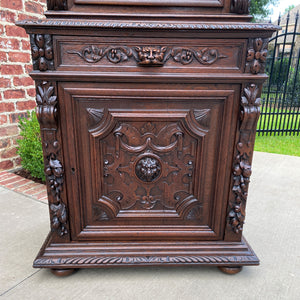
34,233,258,271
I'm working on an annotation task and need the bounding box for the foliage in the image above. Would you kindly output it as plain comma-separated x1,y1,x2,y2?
17,111,45,181
284,5,295,14
250,0,279,21
254,134,300,156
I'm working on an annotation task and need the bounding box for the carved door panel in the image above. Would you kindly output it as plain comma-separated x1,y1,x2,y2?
59,82,239,241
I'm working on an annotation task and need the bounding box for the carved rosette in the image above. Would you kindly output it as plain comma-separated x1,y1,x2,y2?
30,34,54,71
228,84,261,233
231,0,250,14
47,0,67,10
246,38,268,74
68,46,227,67
36,82,68,236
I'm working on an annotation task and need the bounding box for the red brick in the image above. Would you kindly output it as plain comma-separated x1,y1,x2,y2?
3,89,25,99
21,40,31,51
0,115,8,125
14,182,39,193
0,125,19,137
25,2,44,14
0,52,7,62
0,78,11,88
1,147,18,159
1,64,23,75
0,175,22,186
26,88,36,97
0,160,13,170
0,138,11,149
9,111,28,123
1,0,23,10
23,184,45,195
0,102,15,113
0,10,16,23
18,13,39,21
0,38,20,51
16,100,36,110
8,52,31,64
33,190,48,200
5,25,28,38
13,76,34,87
0,25,4,35
5,178,31,189
25,64,33,73
0,171,14,180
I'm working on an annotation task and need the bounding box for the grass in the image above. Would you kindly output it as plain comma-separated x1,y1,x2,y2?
254,134,300,157
257,107,300,132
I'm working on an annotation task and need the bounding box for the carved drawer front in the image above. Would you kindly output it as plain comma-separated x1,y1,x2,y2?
59,82,239,241
55,36,246,73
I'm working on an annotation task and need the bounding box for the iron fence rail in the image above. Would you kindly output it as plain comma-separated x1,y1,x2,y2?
257,10,300,136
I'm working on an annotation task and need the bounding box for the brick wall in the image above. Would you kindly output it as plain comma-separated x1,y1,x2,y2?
0,0,46,170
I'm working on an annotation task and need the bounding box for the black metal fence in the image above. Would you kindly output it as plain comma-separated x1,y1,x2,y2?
257,10,300,136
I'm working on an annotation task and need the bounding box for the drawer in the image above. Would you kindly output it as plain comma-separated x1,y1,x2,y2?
54,36,246,74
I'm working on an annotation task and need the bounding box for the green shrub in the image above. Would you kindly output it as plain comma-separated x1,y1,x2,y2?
17,111,45,181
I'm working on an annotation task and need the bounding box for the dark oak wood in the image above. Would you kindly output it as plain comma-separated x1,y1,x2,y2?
218,266,243,274
16,0,278,276
50,268,77,277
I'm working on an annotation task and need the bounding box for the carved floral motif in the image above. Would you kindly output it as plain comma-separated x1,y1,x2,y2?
30,34,54,71
68,45,227,66
246,38,268,74
228,84,261,233
36,82,67,236
231,0,250,14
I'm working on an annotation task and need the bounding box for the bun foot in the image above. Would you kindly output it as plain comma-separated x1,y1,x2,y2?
50,268,78,277
218,266,243,275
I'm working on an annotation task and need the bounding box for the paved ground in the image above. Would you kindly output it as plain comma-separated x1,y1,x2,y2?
0,152,299,300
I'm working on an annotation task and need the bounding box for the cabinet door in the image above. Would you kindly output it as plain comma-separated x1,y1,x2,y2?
59,82,239,241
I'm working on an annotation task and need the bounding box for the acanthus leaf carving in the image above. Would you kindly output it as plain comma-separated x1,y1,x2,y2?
30,34,54,71
246,38,269,74
68,45,227,67
36,81,68,237
228,84,261,233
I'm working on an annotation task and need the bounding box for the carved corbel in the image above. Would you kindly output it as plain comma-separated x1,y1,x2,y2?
36,81,68,236
228,84,261,233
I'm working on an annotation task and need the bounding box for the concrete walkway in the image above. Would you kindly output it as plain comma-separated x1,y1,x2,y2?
0,152,299,300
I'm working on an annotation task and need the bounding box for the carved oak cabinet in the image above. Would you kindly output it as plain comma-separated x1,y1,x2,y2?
17,0,278,276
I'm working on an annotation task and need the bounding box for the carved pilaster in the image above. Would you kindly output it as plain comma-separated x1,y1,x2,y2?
30,34,54,71
47,0,67,10
246,38,269,74
231,0,250,14
228,84,261,234
36,81,68,237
